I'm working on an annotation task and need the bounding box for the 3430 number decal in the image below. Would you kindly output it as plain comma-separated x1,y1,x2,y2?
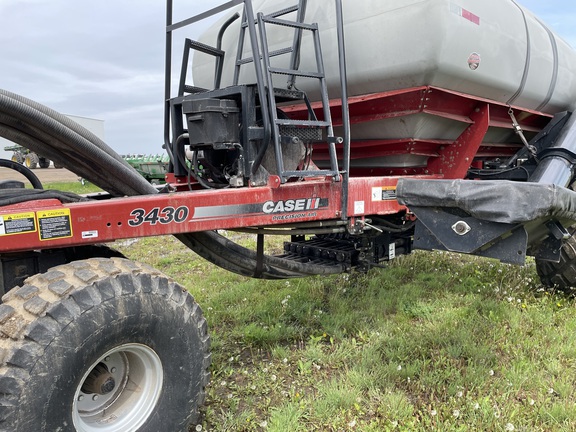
128,206,189,227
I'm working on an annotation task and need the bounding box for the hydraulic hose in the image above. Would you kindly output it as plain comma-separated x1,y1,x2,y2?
0,89,344,279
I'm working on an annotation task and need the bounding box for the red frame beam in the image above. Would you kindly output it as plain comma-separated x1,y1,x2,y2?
427,103,490,177
0,176,439,253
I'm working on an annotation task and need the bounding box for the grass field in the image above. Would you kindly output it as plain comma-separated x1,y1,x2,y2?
114,234,576,432
48,181,576,431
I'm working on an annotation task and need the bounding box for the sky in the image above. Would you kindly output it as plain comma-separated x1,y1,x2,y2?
1,0,576,159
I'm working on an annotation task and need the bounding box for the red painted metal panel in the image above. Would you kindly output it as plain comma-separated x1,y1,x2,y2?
313,139,445,160
282,86,551,131
0,176,439,253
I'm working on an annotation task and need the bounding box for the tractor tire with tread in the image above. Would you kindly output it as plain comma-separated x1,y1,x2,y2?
24,152,38,169
10,152,23,164
536,231,576,290
0,257,210,432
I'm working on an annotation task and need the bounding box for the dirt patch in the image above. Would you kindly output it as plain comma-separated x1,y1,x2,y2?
0,166,79,184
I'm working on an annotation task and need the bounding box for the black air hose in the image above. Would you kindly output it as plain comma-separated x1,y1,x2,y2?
0,118,121,190
0,93,154,196
0,90,344,279
0,158,43,189
0,90,127,165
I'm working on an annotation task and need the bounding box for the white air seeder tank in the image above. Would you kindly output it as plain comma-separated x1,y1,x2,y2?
192,0,576,167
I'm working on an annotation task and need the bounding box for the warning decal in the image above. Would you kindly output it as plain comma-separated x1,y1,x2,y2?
0,212,36,236
38,209,73,241
372,187,397,201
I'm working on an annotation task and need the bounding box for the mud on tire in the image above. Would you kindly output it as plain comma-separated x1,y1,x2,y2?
0,258,210,432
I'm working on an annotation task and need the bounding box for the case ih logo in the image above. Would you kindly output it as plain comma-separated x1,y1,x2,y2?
263,198,328,214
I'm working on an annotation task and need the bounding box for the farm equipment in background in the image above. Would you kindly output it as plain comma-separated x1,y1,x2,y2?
3,143,59,168
79,154,169,185
1,0,576,430
122,153,169,184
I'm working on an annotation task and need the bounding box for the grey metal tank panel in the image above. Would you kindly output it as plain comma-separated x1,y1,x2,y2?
193,0,576,113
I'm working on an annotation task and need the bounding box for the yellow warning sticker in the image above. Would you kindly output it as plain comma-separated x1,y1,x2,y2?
371,186,397,201
0,212,37,236
37,209,73,241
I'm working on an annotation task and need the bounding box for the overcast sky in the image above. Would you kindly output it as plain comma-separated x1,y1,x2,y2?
1,0,576,159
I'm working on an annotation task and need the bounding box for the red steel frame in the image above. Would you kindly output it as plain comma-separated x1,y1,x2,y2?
0,86,552,253
284,86,551,176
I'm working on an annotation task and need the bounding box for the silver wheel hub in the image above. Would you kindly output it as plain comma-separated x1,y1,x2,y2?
72,343,163,432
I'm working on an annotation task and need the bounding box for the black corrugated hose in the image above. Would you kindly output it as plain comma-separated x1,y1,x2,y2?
0,89,343,279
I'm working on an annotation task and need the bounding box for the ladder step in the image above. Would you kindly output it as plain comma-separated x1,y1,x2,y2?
237,47,293,66
276,119,330,127
187,39,224,58
271,87,306,100
269,67,324,79
267,5,300,18
261,16,317,31
241,5,300,28
279,125,322,141
183,85,209,94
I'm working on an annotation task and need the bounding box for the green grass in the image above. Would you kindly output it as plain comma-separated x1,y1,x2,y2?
43,181,102,194
112,235,576,432
50,181,576,431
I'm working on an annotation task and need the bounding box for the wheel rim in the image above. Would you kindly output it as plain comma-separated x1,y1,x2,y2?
72,343,163,432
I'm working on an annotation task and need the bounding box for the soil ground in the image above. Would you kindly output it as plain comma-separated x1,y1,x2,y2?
0,166,79,184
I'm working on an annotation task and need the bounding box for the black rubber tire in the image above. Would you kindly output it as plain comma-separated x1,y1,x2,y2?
536,233,576,290
10,152,23,164
38,157,50,168
24,152,38,169
0,258,210,432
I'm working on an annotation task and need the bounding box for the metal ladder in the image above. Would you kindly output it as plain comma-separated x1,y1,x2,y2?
234,0,340,183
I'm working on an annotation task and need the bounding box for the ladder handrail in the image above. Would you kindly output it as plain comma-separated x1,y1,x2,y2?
235,0,343,182
167,0,243,32
335,0,350,219
243,1,273,172
287,0,307,89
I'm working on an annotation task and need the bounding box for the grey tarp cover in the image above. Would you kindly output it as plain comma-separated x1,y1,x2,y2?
396,179,576,225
